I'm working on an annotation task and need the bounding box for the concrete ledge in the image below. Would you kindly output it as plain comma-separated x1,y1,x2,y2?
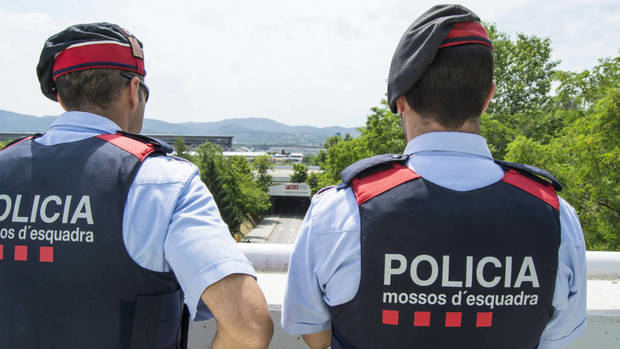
188,245,620,348
242,243,620,278
188,309,620,349
586,251,620,279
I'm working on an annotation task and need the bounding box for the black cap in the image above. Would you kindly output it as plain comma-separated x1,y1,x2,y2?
37,22,145,102
387,4,491,113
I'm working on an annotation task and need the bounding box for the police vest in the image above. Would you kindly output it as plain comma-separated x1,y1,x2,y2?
0,133,189,349
329,154,562,349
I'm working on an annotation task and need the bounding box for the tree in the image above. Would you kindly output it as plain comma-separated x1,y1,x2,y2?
323,136,372,182
173,137,191,160
253,155,273,192
290,163,308,183
485,24,559,116
193,142,271,233
504,55,620,250
306,172,337,196
553,54,620,110
360,100,407,155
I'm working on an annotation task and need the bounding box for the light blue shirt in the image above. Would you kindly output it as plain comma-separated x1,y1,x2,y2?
34,111,256,321
282,132,587,349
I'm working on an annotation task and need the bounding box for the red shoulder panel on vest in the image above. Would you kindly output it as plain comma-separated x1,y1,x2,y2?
96,134,155,162
352,163,420,206
502,169,559,211
1,136,35,151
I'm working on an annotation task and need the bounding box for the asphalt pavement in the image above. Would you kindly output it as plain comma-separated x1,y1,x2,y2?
243,215,304,244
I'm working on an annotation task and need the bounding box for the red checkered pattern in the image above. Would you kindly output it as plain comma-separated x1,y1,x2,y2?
0,245,56,263
382,310,494,328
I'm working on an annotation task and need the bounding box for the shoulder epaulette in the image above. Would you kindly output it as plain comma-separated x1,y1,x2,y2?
338,154,419,205
313,185,335,198
495,160,562,192
338,154,409,188
117,131,173,154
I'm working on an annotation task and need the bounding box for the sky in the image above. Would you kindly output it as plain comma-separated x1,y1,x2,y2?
1,0,618,128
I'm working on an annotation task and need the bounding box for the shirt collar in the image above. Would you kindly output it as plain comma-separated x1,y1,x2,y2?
49,111,122,134
403,132,494,159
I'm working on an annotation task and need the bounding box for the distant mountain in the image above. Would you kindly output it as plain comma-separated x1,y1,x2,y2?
0,109,360,146
0,110,56,132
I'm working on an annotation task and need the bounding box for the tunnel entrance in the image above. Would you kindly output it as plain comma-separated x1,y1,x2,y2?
270,196,311,217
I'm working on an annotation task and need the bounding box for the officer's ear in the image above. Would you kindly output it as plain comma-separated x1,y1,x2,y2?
126,76,142,110
57,93,68,112
396,95,411,115
481,82,496,114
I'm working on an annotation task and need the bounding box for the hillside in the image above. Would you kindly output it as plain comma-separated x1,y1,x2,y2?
0,109,360,146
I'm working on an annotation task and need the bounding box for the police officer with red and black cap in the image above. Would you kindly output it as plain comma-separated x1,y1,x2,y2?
282,5,586,349
0,23,273,348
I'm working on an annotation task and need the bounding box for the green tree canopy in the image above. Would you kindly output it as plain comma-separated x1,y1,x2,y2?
173,137,190,160
290,163,309,183
253,155,273,192
194,142,271,233
485,23,559,115
506,70,620,250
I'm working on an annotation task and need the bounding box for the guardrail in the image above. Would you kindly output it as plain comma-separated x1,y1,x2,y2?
240,243,620,278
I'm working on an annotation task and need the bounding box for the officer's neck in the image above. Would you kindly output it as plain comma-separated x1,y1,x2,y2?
58,95,141,133
403,111,480,142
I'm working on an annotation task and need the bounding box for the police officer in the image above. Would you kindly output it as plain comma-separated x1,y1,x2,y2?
0,23,273,348
282,5,586,349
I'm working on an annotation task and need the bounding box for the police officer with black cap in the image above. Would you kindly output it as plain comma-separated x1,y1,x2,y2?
282,4,586,349
0,23,273,348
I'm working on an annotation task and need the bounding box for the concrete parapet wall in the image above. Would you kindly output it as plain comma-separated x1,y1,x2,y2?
187,245,620,348
188,310,620,349
241,244,620,278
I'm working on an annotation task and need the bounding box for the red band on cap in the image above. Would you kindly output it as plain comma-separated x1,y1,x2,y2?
440,22,493,50
52,42,145,81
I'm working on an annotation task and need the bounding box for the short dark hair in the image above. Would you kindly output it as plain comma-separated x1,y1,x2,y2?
404,44,494,128
55,68,128,110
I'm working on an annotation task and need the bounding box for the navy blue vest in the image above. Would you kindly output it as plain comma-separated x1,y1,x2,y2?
0,133,188,349
329,154,562,349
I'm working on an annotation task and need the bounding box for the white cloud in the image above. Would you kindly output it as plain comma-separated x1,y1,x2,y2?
1,0,619,127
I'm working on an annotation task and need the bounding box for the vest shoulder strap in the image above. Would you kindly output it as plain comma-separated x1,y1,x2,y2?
497,160,561,211
495,159,562,191
96,132,172,162
339,154,419,205
339,154,409,185
1,134,42,151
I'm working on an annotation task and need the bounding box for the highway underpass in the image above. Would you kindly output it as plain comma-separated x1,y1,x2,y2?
268,182,311,217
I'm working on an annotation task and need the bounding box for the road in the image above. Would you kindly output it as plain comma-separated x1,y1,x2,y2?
266,215,304,244
244,214,304,244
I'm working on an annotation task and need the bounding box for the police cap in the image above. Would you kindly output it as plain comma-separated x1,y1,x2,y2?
37,22,146,102
387,4,492,113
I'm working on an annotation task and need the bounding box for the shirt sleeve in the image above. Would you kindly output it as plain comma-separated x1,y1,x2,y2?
537,197,588,349
282,188,361,335
281,199,332,335
164,169,256,321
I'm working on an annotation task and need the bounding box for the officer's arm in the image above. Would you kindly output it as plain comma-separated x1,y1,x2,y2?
201,273,273,349
302,330,331,349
